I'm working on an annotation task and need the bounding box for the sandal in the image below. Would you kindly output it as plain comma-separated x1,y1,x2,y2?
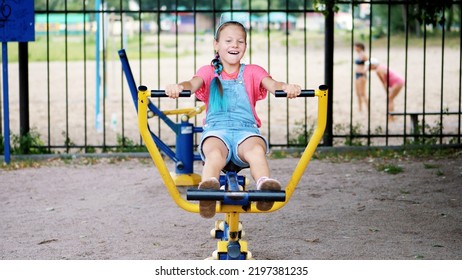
198,177,220,218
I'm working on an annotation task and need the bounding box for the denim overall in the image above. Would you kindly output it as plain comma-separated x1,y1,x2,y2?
199,64,269,168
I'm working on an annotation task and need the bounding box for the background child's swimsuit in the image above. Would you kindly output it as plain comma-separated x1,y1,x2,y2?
355,58,366,80
377,65,405,88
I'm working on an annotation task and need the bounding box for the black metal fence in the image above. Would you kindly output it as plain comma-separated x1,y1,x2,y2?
1,0,461,154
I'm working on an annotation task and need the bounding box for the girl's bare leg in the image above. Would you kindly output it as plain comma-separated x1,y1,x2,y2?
238,137,281,211
238,136,269,180
355,77,368,112
199,137,228,218
388,84,403,112
201,137,228,180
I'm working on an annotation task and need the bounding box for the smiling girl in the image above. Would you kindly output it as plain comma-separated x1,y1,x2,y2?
166,20,301,218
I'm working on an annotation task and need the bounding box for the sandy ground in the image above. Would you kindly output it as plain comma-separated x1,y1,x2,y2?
1,151,461,260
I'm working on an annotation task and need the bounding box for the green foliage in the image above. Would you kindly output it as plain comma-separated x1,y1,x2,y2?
407,120,444,145
334,123,364,146
411,0,453,26
313,0,340,14
289,119,315,146
269,149,288,159
61,131,76,150
34,0,136,10
376,163,404,175
423,163,440,169
114,135,147,153
1,129,49,155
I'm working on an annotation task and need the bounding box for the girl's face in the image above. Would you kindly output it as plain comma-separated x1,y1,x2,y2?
214,24,247,68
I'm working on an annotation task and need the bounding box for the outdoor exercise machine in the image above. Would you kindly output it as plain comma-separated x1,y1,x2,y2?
139,86,327,260
119,48,328,260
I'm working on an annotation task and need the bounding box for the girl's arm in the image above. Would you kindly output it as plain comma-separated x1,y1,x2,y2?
261,77,301,99
165,76,203,98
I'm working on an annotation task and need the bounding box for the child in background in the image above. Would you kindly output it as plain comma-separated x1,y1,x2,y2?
354,42,369,112
165,20,301,218
367,58,405,118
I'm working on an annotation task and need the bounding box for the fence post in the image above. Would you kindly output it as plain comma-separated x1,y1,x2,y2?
323,3,334,146
19,42,30,153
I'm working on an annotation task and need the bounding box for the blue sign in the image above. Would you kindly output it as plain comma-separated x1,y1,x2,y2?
0,0,34,42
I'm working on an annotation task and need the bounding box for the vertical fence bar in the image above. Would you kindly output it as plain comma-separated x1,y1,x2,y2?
385,1,391,146
349,3,354,144
102,1,108,150
459,2,462,144
2,42,10,162
249,0,253,64
403,1,410,144
18,42,30,149
119,0,125,148
175,0,179,123
46,0,51,152
156,0,161,141
95,0,101,134
266,0,271,146
0,45,1,135
285,1,290,145
440,9,446,144
367,3,373,146
324,2,334,146
422,23,427,141
65,2,70,152
303,0,308,144
193,0,198,146
83,2,88,151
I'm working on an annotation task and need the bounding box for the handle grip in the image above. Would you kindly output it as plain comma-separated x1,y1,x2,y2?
137,86,191,97
274,89,315,97
275,89,315,98
275,85,328,97
151,89,191,98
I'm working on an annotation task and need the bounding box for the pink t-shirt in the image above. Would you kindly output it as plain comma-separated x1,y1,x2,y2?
194,64,270,127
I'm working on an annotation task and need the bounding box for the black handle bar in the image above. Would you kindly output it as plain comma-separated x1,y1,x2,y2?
138,86,191,98
274,85,328,97
275,89,315,97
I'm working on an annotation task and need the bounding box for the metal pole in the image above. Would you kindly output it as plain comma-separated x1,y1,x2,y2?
2,42,10,163
323,4,334,146
19,42,30,153
95,0,101,131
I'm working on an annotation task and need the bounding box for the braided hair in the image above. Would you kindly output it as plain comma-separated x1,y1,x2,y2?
209,52,226,112
208,21,246,113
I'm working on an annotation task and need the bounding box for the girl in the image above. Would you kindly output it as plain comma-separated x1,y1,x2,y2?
354,42,369,112
367,58,405,116
165,20,301,218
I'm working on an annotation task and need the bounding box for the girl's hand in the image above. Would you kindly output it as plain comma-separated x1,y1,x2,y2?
282,83,302,99
165,84,184,99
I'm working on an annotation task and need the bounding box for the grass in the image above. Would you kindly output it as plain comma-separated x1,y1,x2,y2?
313,145,460,162
376,163,404,175
7,33,201,62
6,29,461,63
423,163,441,169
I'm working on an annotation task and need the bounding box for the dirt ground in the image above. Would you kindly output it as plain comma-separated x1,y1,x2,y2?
0,150,461,260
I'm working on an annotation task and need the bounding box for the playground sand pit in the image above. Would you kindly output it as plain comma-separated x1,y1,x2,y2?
1,152,461,260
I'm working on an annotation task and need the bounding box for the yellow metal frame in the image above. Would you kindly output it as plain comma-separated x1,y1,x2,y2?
138,86,328,214
160,105,205,118
139,86,327,258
